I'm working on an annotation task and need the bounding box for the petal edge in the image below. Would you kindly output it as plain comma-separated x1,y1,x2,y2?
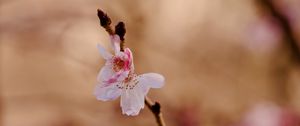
97,44,113,60
138,73,165,88
94,83,122,101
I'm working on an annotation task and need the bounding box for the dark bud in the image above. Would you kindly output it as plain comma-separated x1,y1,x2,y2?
97,9,111,27
115,22,126,41
152,102,161,115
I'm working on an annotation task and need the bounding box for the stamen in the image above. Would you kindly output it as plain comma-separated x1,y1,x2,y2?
115,73,139,90
112,57,125,72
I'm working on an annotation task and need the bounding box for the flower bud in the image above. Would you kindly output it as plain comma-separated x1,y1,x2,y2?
97,9,111,27
115,22,126,41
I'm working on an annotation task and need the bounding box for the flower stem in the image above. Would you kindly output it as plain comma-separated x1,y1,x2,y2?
145,96,166,126
104,26,114,35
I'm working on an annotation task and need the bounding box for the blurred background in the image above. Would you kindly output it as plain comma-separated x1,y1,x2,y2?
1,0,300,126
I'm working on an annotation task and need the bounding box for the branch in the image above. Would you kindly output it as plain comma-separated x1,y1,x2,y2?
145,96,166,126
97,9,126,52
97,9,114,35
115,22,126,52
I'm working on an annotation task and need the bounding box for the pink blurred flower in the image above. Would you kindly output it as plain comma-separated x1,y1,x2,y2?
244,17,281,54
94,35,165,116
239,103,300,126
242,103,282,126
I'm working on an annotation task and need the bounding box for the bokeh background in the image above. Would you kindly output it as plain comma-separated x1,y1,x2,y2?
1,0,300,126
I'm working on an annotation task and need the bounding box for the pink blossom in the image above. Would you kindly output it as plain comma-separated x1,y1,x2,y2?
94,35,165,116
239,103,300,126
242,103,282,126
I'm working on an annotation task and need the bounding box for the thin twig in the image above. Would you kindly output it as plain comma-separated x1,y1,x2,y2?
97,9,126,52
145,96,166,126
115,22,126,51
97,9,114,35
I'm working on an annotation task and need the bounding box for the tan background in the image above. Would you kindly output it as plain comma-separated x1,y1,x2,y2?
1,0,300,126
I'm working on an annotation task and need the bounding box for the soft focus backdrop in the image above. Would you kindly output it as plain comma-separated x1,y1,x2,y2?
1,0,300,126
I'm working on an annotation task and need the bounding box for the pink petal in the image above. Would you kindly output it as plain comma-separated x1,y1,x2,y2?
97,44,113,60
94,82,122,101
120,87,145,116
97,65,114,83
138,73,165,88
124,48,134,71
97,66,130,87
116,70,130,82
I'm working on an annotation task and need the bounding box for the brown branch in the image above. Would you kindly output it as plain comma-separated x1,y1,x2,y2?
97,9,114,35
97,9,126,52
115,22,126,52
145,96,166,126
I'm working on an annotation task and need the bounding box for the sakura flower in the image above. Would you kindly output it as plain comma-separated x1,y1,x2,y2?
94,35,165,116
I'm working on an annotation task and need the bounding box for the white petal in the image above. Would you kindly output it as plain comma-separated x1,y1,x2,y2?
97,44,113,60
97,65,114,82
116,70,130,81
97,65,130,87
120,86,145,116
138,73,165,88
94,82,122,101
137,81,151,96
142,88,150,96
110,35,121,54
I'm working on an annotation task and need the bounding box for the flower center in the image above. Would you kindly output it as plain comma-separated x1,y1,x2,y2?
113,57,125,72
116,73,139,90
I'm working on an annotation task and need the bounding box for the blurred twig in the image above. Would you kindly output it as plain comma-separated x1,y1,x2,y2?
257,0,300,103
145,97,166,126
257,0,300,63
